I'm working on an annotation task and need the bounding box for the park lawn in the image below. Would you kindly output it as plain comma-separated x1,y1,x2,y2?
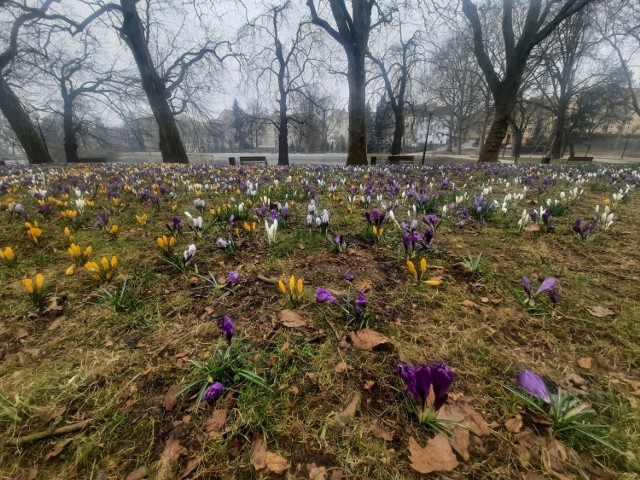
0,162,639,479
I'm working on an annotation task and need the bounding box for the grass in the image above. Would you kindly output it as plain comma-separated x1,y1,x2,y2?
0,162,639,478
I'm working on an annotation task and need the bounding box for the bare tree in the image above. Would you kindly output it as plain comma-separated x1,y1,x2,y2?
244,2,318,165
368,28,424,154
0,0,62,163
461,0,597,162
307,0,395,165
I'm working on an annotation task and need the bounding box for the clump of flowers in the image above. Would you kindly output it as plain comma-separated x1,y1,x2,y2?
166,215,183,236
572,218,597,240
316,288,369,327
25,221,42,245
64,227,75,245
279,275,303,306
157,236,196,273
216,236,237,252
522,276,558,305
333,235,349,253
22,273,46,308
85,256,118,283
505,370,623,454
265,219,278,244
0,246,16,265
363,209,385,244
107,224,119,239
406,258,442,287
397,363,457,432
135,213,148,226
66,243,94,275
185,212,205,238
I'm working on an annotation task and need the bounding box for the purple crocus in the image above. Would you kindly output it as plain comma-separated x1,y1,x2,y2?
397,363,454,417
572,218,597,239
522,276,532,299
227,271,239,286
344,273,355,281
221,315,235,344
203,382,224,405
516,370,551,404
537,276,558,303
316,287,337,304
354,291,367,318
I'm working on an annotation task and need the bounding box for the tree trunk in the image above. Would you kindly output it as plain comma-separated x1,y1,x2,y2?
390,107,404,155
550,105,567,159
478,85,518,163
278,97,289,165
346,51,367,165
119,0,188,164
62,97,79,163
511,123,523,161
0,77,53,164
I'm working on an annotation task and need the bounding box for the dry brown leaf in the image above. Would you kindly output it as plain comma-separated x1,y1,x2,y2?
251,434,267,470
363,380,375,390
505,415,523,433
334,361,350,373
461,299,483,313
125,466,148,480
335,392,361,424
348,328,391,352
265,452,290,474
577,357,592,369
42,296,64,316
524,224,541,232
354,280,372,292
307,463,327,480
178,456,203,480
14,327,28,341
408,435,459,474
330,470,343,480
47,317,64,331
43,438,73,460
204,409,228,436
371,424,394,442
586,305,615,317
163,385,181,411
279,309,306,328
156,439,187,480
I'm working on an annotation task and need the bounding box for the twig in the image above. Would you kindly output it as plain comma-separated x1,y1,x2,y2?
256,274,278,285
6,419,93,446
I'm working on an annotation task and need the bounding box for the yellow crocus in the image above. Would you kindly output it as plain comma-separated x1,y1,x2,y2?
110,256,117,268
424,279,442,287
171,204,177,212
296,278,304,298
278,280,286,295
136,214,148,225
109,225,119,235
1,246,15,262
420,258,427,277
101,257,109,270
406,261,418,281
66,265,76,276
35,274,44,292
22,278,34,294
289,275,295,296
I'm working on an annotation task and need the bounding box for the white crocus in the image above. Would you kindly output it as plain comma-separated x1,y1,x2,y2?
265,219,278,244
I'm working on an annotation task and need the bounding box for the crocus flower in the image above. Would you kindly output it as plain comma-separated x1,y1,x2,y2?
203,382,224,405
344,273,355,281
221,315,235,344
397,362,454,422
227,271,239,285
183,244,196,261
315,287,337,304
0,246,15,263
537,276,558,303
522,276,532,299
516,370,551,404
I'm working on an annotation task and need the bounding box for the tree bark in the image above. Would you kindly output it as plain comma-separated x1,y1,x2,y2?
550,101,568,159
390,106,404,155
277,97,289,166
62,95,79,163
347,51,368,165
0,78,53,164
119,0,188,164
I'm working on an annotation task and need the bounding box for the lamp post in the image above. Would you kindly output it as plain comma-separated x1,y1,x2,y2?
33,113,50,154
421,112,433,166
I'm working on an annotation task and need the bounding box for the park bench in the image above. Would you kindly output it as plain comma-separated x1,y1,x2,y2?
541,157,551,164
387,155,415,165
236,156,268,166
78,157,107,163
567,156,593,162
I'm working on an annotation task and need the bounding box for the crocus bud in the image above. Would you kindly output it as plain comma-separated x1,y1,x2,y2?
203,382,224,405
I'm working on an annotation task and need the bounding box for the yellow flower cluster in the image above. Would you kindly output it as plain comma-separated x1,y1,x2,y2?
136,214,148,226
60,209,77,220
22,273,45,307
243,221,257,233
85,256,118,283
407,258,442,287
0,246,15,263
279,275,304,306
68,243,93,266
25,221,42,245
156,235,176,255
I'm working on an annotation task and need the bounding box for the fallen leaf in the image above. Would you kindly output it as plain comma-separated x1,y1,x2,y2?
586,305,614,317
355,280,372,292
279,309,306,328
524,224,541,232
408,435,459,474
125,466,148,480
363,380,375,390
348,328,391,352
265,452,290,474
204,409,228,436
578,357,592,369
371,424,394,442
48,316,64,331
43,438,73,460
330,470,343,480
156,439,187,480
335,392,362,424
179,456,203,480
334,361,350,373
163,385,181,411
251,434,267,470
505,415,523,433
42,296,64,316
14,327,28,341
461,299,483,313
307,463,327,480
